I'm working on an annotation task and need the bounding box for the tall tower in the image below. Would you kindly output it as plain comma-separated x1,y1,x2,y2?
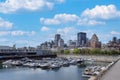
113,37,117,43
54,34,61,47
58,39,64,47
77,32,87,47
90,34,101,48
117,39,120,44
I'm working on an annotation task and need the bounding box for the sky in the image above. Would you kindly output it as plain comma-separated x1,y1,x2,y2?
0,0,120,47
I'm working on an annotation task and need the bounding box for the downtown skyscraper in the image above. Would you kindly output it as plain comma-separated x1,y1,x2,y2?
77,32,87,47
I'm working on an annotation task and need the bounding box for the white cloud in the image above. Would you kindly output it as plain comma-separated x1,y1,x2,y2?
40,13,105,26
56,0,65,3
40,13,79,25
0,31,10,36
56,27,78,41
40,18,60,25
11,31,27,36
0,0,58,13
0,0,67,13
57,27,75,34
110,31,120,35
82,4,120,19
11,30,36,36
41,26,50,31
0,17,13,28
40,4,120,26
0,30,36,36
77,18,105,26
54,13,79,22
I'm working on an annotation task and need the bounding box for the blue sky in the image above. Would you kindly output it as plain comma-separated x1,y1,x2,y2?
0,0,120,47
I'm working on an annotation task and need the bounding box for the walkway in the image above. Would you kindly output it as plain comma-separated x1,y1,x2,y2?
101,59,120,80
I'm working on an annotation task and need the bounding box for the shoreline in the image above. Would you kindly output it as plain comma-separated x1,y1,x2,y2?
58,54,120,80
89,57,120,80
57,54,119,62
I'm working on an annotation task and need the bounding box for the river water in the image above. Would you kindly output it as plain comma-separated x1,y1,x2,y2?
0,65,88,80
0,61,109,80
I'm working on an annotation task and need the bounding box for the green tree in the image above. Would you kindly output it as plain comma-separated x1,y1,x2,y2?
64,50,70,54
110,50,119,55
90,48,101,55
84,49,91,54
73,48,80,54
60,50,64,54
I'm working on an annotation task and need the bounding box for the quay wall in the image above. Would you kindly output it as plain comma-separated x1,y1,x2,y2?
58,54,119,80
58,54,119,62
89,57,120,80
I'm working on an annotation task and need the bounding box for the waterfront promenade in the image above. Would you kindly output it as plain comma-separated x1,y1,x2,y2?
101,58,120,80
58,54,118,62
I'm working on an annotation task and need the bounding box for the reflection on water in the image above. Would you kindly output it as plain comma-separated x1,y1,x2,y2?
0,65,88,80
0,61,108,80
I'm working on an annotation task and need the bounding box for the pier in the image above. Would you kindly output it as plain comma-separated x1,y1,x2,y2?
0,50,57,62
100,58,120,80
0,54,57,62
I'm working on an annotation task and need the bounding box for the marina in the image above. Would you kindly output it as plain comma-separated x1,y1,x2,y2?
0,56,111,80
0,0,119,80
82,66,106,78
2,57,85,69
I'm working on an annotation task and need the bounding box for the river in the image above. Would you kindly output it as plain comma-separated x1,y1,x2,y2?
0,65,88,80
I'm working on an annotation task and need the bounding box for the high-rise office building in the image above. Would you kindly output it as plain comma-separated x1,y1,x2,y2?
113,37,117,42
54,34,61,47
90,34,101,48
117,39,120,44
77,32,87,47
68,40,76,48
58,39,64,47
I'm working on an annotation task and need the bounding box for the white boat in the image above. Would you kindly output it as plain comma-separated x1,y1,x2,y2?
82,74,91,78
11,60,23,66
2,60,13,68
50,63,60,69
69,60,77,65
86,58,95,64
40,63,50,69
2,60,12,65
62,62,70,67
23,62,35,67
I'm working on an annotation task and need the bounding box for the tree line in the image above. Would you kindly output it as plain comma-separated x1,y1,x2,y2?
57,48,120,55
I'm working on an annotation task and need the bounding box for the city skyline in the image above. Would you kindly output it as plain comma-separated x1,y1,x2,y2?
0,0,120,47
